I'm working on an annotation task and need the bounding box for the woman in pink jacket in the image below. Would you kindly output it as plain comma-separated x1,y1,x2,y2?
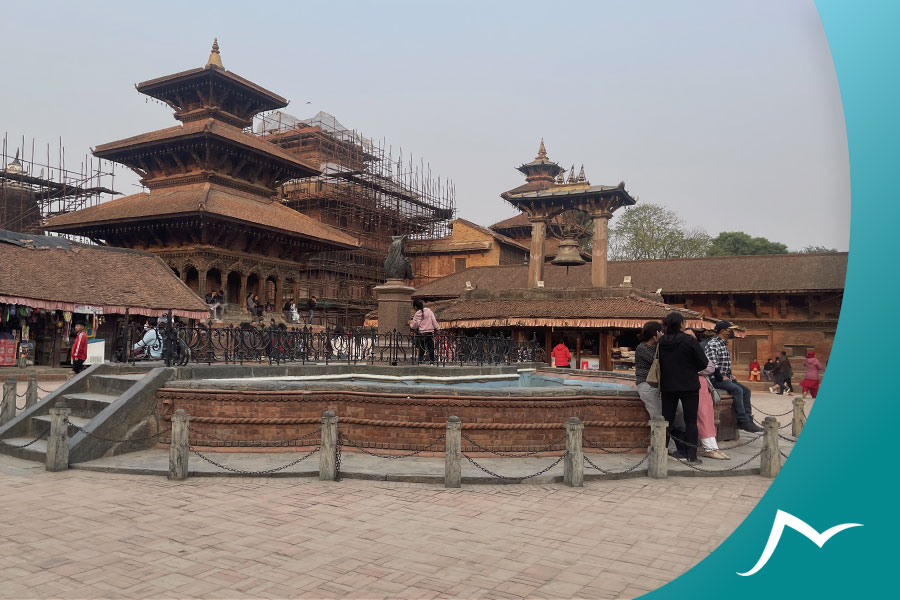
686,330,729,460
800,351,823,399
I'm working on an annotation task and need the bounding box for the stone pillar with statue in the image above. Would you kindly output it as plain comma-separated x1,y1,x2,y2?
374,235,416,335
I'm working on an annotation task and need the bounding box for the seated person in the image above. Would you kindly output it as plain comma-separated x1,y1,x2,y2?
749,358,761,381
132,322,162,359
763,358,775,382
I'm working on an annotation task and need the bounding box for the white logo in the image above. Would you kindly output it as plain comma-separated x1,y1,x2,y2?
737,509,862,576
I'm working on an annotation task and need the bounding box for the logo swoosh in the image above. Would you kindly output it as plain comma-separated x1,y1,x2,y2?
737,509,862,576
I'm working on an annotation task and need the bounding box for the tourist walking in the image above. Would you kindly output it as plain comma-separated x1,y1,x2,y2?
71,321,88,374
782,351,795,394
657,312,710,464
706,320,762,433
306,296,317,325
770,352,794,395
551,341,571,369
410,299,439,363
685,330,729,460
801,351,822,398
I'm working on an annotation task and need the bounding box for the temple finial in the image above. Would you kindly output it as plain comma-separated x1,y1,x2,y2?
568,164,575,184
206,38,224,69
555,170,564,185
577,165,586,183
536,138,548,161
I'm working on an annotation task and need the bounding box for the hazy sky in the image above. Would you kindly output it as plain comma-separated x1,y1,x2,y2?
1,0,849,251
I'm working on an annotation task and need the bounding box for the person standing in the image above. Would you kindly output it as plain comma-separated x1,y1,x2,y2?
782,351,795,395
71,322,88,374
307,296,318,325
706,321,762,433
657,312,710,464
551,341,571,369
800,350,823,399
410,299,439,363
685,329,729,460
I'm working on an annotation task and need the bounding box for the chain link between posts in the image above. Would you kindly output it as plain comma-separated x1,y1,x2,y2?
189,446,320,475
63,417,171,443
460,433,565,457
462,452,566,481
584,452,649,475
341,433,446,459
1,428,49,448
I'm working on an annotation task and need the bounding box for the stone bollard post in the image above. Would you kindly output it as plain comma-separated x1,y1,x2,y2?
760,416,781,478
0,378,15,426
168,410,190,481
445,416,461,488
26,374,39,409
792,397,805,437
46,402,71,472
319,410,338,481
647,417,668,479
563,417,584,487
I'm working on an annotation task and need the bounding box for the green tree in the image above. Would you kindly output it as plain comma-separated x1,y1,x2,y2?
608,203,711,260
707,231,788,256
799,244,838,253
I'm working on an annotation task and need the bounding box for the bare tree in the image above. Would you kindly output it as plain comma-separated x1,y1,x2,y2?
608,203,711,260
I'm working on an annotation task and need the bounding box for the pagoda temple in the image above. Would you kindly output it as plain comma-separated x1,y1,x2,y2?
45,41,358,315
500,140,636,288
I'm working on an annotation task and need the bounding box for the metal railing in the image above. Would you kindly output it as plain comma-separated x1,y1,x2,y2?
113,312,544,367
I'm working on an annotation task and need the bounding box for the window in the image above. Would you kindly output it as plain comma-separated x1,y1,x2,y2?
454,258,467,272
785,344,814,357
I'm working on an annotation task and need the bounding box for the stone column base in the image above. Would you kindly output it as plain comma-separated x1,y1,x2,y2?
374,279,416,336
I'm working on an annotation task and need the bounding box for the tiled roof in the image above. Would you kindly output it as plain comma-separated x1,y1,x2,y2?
93,119,320,176
415,253,848,298
453,218,529,251
0,230,208,315
45,184,358,248
435,295,701,321
489,212,532,231
137,66,288,108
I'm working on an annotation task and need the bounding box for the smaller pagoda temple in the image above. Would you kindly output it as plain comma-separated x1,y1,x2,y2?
46,41,357,314
501,141,636,288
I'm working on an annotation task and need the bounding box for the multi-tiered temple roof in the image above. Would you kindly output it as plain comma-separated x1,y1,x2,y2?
46,40,356,254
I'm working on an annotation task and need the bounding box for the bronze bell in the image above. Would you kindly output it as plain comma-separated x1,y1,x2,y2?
551,237,586,272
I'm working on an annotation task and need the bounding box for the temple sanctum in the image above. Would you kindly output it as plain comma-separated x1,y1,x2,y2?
45,41,357,318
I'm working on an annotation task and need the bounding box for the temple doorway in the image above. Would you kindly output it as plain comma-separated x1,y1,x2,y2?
226,271,241,305
247,273,261,300
185,267,200,294
206,269,222,297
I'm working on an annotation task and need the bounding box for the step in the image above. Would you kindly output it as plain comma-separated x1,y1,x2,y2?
0,437,48,461
33,414,92,436
61,392,119,413
91,374,144,394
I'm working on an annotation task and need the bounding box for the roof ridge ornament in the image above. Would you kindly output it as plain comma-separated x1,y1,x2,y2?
568,164,575,184
536,138,548,161
577,164,586,183
206,38,224,69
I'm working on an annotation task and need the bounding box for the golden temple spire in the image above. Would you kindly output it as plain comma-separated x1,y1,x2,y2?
206,38,224,69
577,164,586,183
555,170,565,185
568,164,575,184
536,138,548,161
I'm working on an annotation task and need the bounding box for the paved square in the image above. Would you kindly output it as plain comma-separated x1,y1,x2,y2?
0,457,770,599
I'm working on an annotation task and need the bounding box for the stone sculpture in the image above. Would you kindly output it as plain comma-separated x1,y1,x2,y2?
384,235,413,280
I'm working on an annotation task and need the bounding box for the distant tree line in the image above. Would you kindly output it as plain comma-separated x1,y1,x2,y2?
603,203,838,260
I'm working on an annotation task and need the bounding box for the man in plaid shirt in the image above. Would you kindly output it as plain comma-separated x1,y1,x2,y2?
706,321,762,433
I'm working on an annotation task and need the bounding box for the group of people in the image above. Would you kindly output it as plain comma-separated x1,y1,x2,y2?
748,352,822,398
635,316,760,465
283,297,317,325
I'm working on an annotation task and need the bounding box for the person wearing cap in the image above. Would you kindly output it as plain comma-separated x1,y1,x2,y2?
132,321,163,360
705,320,762,433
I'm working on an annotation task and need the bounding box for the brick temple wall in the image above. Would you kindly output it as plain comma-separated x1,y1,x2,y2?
157,386,737,452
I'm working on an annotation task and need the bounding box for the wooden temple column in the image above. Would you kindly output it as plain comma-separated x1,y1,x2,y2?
239,273,248,314
528,217,548,288
591,212,611,288
198,269,208,298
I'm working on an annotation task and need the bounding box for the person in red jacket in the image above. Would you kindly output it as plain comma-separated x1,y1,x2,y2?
551,342,571,369
71,322,88,374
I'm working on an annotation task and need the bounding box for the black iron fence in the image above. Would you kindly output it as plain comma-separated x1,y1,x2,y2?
114,312,543,367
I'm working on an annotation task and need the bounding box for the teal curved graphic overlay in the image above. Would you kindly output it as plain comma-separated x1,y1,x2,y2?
644,2,898,597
